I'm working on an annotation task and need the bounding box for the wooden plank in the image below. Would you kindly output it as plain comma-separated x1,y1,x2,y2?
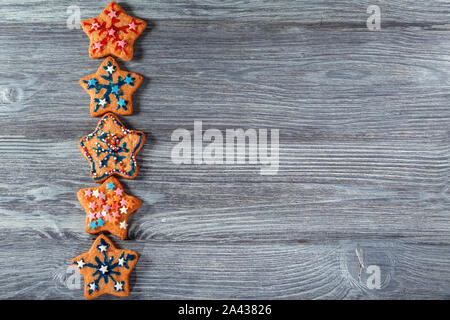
2,0,450,27
1,232,449,299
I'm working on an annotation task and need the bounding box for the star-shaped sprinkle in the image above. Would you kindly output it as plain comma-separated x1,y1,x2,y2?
123,74,134,85
87,78,98,87
107,28,116,36
119,221,128,229
77,177,142,239
98,98,107,107
117,98,127,109
106,181,115,190
96,198,105,207
88,202,97,211
114,281,124,291
91,22,100,30
107,9,118,19
112,201,120,210
79,57,143,117
81,1,147,61
71,234,138,299
111,85,120,94
116,39,127,49
97,242,108,253
105,64,116,73
128,21,137,31
84,189,93,197
89,282,97,291
76,259,86,269
79,113,145,182
92,189,100,198
120,206,128,215
93,42,103,50
114,188,123,196
99,265,108,274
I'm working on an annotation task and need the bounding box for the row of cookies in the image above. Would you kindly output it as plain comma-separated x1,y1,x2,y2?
70,2,146,299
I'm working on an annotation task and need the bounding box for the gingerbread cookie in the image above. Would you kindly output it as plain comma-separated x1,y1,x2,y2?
77,177,142,240
81,1,146,61
80,57,143,117
79,113,145,182
71,234,138,299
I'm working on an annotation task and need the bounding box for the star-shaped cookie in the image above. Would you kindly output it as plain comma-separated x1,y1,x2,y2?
71,234,138,299
81,1,147,61
79,113,145,182
77,177,142,240
80,57,143,117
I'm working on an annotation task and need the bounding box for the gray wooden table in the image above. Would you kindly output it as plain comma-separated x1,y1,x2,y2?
0,0,449,300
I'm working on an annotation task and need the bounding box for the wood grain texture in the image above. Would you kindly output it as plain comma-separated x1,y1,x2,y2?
0,0,449,299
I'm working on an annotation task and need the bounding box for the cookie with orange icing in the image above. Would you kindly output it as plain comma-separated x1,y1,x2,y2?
80,57,143,117
79,113,145,182
77,177,142,240
71,234,138,299
81,1,147,61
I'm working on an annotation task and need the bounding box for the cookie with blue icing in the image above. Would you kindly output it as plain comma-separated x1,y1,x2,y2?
71,234,138,299
80,57,143,117
79,113,145,182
